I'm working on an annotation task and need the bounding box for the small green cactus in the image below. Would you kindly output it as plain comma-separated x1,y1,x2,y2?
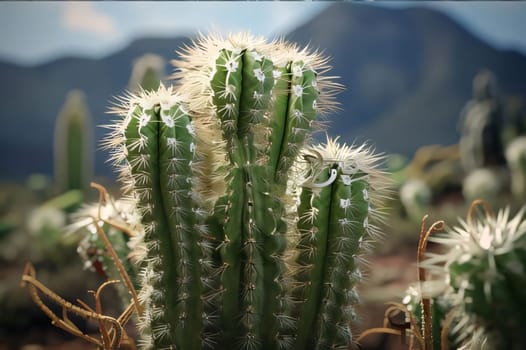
425,201,526,349
100,33,388,350
291,140,386,349
505,136,526,199
54,90,94,193
69,191,143,308
462,168,501,203
128,53,165,92
399,178,432,223
458,70,505,172
401,284,453,350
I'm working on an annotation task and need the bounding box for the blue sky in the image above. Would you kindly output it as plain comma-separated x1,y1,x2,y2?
1,2,526,66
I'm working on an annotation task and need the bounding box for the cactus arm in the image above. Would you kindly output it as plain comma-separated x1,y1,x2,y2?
292,138,384,350
216,168,245,343
210,49,245,165
158,101,203,349
121,93,205,349
271,62,318,183
293,168,332,350
267,65,291,178
67,121,84,190
211,48,274,164
54,90,93,193
124,104,179,347
210,47,291,348
316,172,368,348
238,50,274,153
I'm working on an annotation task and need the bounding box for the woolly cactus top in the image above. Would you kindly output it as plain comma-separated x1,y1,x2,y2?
426,206,526,273
424,204,526,348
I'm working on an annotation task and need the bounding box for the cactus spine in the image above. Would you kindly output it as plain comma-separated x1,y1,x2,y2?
104,33,386,350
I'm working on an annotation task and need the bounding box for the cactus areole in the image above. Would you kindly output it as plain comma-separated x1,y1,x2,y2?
103,33,388,350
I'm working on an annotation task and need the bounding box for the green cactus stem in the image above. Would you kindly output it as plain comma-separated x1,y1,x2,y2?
292,138,386,349
209,48,274,165
268,61,319,184
54,90,94,193
105,85,210,349
205,46,287,349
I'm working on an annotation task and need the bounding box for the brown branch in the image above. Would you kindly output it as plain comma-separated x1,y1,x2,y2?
21,263,104,347
467,199,495,226
417,216,445,350
90,182,143,318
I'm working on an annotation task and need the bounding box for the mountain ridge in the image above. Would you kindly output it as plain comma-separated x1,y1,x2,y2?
285,3,526,154
1,3,525,180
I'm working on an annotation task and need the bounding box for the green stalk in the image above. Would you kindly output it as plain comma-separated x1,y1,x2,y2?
210,48,286,348
268,62,319,184
292,139,383,350
54,90,93,193
116,89,204,349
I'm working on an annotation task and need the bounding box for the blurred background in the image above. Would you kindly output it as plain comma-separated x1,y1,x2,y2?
1,2,526,349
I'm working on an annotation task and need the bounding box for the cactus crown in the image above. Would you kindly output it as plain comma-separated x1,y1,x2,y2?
423,201,526,348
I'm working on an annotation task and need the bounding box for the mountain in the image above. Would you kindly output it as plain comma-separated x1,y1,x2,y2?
1,3,526,181
0,37,191,180
286,3,526,153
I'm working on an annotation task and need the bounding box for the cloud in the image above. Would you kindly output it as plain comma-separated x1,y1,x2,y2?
62,2,115,35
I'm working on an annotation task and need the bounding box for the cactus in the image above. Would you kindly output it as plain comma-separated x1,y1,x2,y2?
98,33,388,350
424,201,526,349
128,53,165,92
462,168,501,203
505,136,526,199
399,178,432,223
106,85,208,349
458,70,505,172
54,90,94,193
291,140,387,349
401,284,453,350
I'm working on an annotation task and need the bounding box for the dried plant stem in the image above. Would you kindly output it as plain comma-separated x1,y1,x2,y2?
20,262,123,349
90,182,143,317
417,215,444,350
